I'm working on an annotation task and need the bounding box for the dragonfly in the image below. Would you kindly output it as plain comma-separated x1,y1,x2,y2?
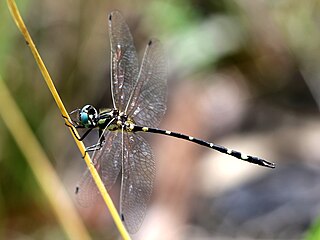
66,11,275,234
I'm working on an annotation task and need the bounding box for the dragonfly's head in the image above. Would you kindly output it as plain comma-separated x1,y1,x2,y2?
79,105,99,128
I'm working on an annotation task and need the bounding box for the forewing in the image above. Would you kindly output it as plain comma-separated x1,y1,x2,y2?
126,39,167,127
120,132,155,233
75,131,122,207
109,11,139,111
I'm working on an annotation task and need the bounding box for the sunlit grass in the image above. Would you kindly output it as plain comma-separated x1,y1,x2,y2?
0,76,91,240
6,0,131,239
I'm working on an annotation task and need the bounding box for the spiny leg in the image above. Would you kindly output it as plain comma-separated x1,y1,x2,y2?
63,115,97,158
64,118,94,141
83,129,106,159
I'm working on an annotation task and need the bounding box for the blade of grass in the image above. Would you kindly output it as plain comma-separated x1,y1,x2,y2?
0,76,91,240
305,217,320,240
6,0,131,239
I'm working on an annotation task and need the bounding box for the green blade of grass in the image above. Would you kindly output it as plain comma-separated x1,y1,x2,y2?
305,217,320,240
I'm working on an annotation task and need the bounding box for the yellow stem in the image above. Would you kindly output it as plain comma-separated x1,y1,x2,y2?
6,0,131,239
0,77,91,240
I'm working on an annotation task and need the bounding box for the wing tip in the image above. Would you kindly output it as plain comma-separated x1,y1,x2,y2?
108,10,122,22
147,38,160,46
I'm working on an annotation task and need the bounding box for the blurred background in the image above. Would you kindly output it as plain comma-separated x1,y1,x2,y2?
1,0,320,239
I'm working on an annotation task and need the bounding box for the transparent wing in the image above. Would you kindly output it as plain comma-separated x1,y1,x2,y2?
126,39,167,127
75,131,122,207
109,11,139,111
94,130,123,189
75,167,100,207
120,132,155,233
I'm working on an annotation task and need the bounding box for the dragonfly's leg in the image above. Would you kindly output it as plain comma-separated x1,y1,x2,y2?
82,141,104,158
82,130,106,158
66,108,81,123
85,144,103,152
83,129,106,153
98,129,106,145
64,121,93,141
81,128,107,158
77,128,94,141
62,114,78,126
62,115,81,130
62,108,81,126
69,108,81,116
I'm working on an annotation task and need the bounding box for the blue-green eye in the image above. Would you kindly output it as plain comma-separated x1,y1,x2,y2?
80,112,89,125
79,104,98,128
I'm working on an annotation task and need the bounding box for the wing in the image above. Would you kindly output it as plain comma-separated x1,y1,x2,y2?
125,39,167,128
75,167,100,207
108,11,139,112
75,131,122,207
93,130,123,189
120,132,155,233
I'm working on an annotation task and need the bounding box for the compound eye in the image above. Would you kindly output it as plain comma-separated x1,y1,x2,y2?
79,105,98,127
80,112,89,126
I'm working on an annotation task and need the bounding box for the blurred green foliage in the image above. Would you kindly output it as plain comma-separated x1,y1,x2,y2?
305,217,320,240
1,0,320,239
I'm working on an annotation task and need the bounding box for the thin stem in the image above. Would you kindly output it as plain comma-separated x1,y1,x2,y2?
6,0,131,239
0,77,91,240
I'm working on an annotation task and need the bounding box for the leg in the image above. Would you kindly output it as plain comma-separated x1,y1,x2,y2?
82,141,104,158
65,121,93,141
82,129,106,158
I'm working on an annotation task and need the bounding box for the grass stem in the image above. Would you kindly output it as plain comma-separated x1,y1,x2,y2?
6,0,131,239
